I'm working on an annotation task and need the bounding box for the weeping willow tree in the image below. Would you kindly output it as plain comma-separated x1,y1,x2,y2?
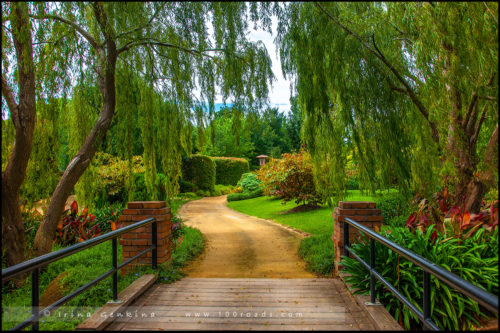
277,2,498,211
0,2,276,257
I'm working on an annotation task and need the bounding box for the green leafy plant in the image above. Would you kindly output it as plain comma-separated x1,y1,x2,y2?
213,184,234,196
341,226,498,330
93,205,123,234
237,173,262,193
374,191,411,226
179,179,196,193
227,188,263,201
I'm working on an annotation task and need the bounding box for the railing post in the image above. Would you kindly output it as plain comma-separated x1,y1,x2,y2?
343,221,349,257
32,268,39,331
423,271,431,330
370,238,376,304
112,237,118,301
152,220,157,269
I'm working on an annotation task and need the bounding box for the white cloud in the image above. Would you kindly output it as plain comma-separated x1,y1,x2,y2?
247,16,292,113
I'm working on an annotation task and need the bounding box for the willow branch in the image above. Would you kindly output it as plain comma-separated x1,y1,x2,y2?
483,2,498,24
29,14,98,49
116,2,167,40
471,103,488,145
92,2,115,42
463,72,495,131
1,75,20,129
314,2,440,144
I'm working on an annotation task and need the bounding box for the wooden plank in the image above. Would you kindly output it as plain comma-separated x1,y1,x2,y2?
157,286,341,293
77,274,156,331
110,315,355,325
152,291,341,298
140,300,348,307
338,272,403,331
137,306,352,318
113,322,360,330
105,277,381,331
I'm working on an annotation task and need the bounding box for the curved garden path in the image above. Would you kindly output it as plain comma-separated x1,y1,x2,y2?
177,195,315,278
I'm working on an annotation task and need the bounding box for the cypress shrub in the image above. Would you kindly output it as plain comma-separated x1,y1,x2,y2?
182,155,216,193
212,157,250,186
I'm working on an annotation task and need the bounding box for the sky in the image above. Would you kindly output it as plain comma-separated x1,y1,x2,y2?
245,17,292,114
210,16,293,114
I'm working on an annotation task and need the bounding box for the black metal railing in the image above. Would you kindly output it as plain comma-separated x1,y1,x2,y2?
2,217,158,331
343,217,499,331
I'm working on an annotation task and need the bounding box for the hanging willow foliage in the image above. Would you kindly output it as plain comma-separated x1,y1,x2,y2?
67,81,101,208
276,2,497,208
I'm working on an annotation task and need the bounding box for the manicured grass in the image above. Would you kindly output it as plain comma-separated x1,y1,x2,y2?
228,196,332,235
227,190,383,277
227,190,382,236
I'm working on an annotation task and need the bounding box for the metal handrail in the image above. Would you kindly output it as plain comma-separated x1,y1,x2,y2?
2,217,158,331
343,216,498,331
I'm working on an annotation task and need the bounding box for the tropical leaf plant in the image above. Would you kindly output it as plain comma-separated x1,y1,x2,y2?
54,201,105,246
341,226,498,330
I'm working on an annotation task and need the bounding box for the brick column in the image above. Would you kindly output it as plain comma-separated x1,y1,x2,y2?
332,201,383,274
118,201,172,273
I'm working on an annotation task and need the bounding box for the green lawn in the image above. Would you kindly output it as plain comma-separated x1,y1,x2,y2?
228,196,332,235
227,190,385,276
227,190,383,236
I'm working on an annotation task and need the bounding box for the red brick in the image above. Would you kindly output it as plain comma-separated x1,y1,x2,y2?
133,239,150,246
339,201,376,209
122,208,140,215
121,233,137,239
119,239,131,246
143,201,166,209
131,215,156,222
118,215,132,221
137,208,169,215
127,202,145,209
336,208,356,215
137,232,153,239
353,208,380,215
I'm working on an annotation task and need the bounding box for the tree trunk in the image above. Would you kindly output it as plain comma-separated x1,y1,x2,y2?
1,3,36,272
33,37,118,256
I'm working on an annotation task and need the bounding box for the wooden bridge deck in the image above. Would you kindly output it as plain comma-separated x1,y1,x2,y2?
106,278,376,331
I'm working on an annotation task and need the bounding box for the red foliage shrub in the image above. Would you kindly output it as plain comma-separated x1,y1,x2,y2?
257,149,322,206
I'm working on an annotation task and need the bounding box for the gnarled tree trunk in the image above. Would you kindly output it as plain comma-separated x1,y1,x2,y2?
33,3,118,256
1,3,36,271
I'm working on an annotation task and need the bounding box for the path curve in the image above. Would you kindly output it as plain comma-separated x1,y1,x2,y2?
177,195,315,278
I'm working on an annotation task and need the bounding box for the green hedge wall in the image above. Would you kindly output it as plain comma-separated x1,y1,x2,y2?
212,157,250,186
182,155,216,193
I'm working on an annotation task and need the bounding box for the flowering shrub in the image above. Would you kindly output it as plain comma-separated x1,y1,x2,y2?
257,149,322,206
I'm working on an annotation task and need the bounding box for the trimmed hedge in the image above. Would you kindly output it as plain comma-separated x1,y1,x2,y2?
212,157,249,186
227,188,263,201
179,179,196,193
182,155,216,193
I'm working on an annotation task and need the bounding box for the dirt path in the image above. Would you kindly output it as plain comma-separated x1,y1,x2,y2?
177,196,315,278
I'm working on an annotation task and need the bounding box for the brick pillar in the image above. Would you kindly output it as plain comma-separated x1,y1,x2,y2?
332,201,383,275
118,201,173,274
